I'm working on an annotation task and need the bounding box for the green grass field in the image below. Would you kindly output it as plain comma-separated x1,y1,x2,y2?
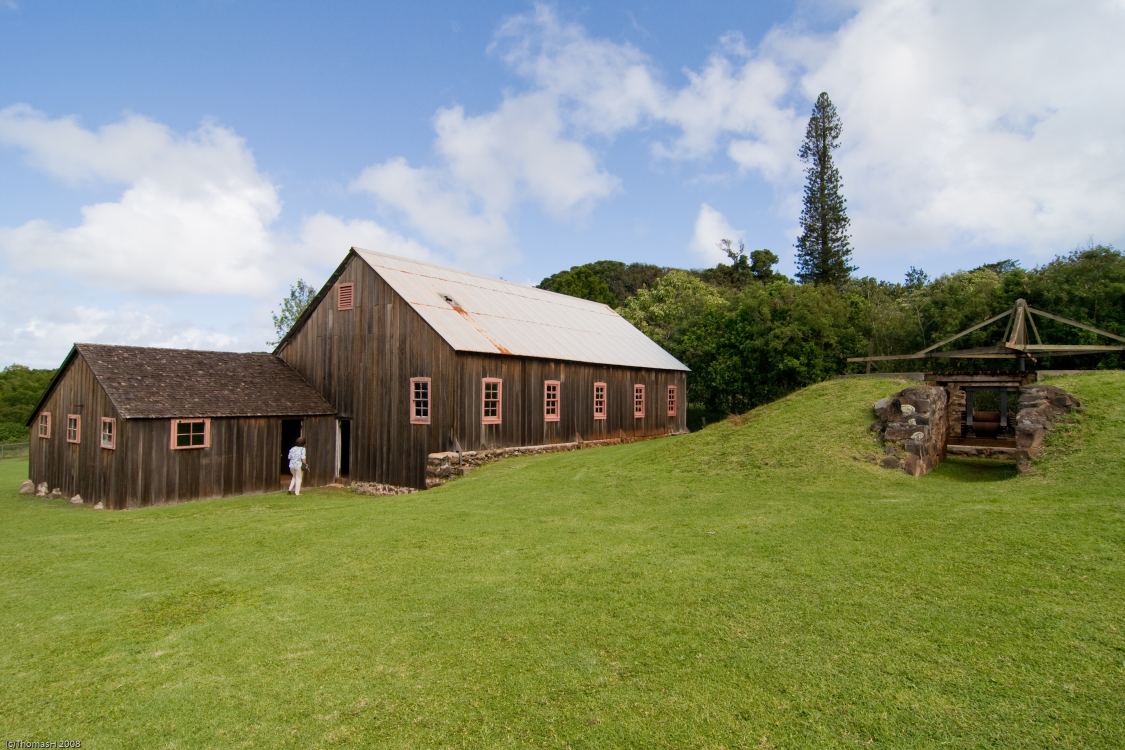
1,373,1122,748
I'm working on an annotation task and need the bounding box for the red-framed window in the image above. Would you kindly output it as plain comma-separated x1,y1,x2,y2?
633,384,646,419
593,382,607,420
37,412,51,439
544,380,560,422
100,417,116,450
337,282,354,311
410,377,431,425
170,418,211,450
66,414,81,444
667,385,678,417
482,378,502,424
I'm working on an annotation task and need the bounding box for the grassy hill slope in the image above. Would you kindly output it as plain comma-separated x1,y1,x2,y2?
0,373,1122,748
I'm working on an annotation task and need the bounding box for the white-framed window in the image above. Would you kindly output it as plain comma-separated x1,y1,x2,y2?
593,382,607,420
38,412,51,439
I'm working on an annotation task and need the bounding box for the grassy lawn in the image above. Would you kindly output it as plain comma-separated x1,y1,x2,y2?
1,373,1122,748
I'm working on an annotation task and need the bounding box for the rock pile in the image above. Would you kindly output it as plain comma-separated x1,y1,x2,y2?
871,385,949,477
351,482,418,497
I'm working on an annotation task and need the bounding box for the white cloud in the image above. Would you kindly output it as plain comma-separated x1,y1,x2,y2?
350,157,512,268
0,105,280,294
295,212,432,263
434,93,618,217
491,2,1125,269
689,203,742,265
490,4,662,135
789,0,1125,263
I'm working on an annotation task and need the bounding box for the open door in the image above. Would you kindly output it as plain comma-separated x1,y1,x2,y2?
280,418,303,475
337,418,351,480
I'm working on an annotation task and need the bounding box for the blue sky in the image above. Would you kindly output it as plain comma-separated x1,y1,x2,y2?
2,1,1124,367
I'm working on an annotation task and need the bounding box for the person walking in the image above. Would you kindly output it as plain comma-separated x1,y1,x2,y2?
287,436,307,495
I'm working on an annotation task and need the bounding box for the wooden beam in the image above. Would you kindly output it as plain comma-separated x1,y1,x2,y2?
847,352,931,363
1026,308,1043,344
918,308,1012,355
1018,344,1125,353
1026,306,1125,344
1005,300,1027,348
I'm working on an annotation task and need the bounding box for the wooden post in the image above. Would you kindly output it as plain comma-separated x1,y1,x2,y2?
1000,389,1009,434
965,389,974,438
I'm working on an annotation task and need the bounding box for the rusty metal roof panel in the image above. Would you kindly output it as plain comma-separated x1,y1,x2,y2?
354,249,689,371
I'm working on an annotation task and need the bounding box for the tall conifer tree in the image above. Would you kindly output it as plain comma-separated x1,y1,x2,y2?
795,92,854,286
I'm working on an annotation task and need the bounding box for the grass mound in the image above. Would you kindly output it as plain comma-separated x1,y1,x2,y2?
1,373,1122,748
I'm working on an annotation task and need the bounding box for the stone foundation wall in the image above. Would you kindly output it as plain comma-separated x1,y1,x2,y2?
946,385,966,439
1016,385,1081,472
871,385,949,477
425,434,684,489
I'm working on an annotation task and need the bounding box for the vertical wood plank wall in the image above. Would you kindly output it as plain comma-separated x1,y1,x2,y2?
278,256,459,489
280,255,689,489
27,355,126,506
122,414,335,509
28,353,336,509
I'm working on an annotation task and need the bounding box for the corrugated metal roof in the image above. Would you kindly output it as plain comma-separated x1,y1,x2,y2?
353,249,689,371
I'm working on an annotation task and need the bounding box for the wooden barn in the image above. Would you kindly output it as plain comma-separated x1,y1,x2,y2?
26,249,688,506
276,248,690,488
26,345,335,509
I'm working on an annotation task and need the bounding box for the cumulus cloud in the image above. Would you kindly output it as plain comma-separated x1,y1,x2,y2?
802,0,1125,262
487,1,1125,268
350,157,512,268
0,105,280,294
690,203,743,265
294,212,433,264
0,107,436,366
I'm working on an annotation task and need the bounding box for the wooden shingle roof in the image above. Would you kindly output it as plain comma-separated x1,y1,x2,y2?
71,344,335,419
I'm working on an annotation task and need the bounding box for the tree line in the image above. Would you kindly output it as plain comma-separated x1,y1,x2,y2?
542,247,1125,428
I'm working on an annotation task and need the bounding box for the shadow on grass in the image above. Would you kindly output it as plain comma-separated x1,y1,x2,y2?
931,456,1019,482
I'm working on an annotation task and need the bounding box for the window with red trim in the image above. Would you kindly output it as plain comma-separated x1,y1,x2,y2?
667,385,677,417
482,378,502,424
66,414,80,444
171,418,211,449
100,417,116,450
593,382,607,420
337,282,354,311
38,412,51,439
544,380,560,422
410,377,431,424
633,384,646,419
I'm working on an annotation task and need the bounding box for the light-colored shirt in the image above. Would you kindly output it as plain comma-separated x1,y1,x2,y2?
288,446,306,468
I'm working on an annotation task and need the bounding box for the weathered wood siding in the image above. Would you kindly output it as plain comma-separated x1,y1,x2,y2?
27,355,126,505
453,354,688,451
28,352,336,509
118,414,336,509
278,255,458,488
280,254,688,488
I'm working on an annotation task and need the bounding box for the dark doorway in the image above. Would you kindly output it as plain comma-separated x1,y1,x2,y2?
337,418,351,479
281,419,303,474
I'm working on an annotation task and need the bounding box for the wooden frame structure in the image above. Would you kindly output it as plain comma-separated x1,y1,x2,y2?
849,298,1125,368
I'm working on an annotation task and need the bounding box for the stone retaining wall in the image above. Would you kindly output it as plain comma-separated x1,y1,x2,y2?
871,385,949,476
426,434,685,488
1016,385,1081,472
